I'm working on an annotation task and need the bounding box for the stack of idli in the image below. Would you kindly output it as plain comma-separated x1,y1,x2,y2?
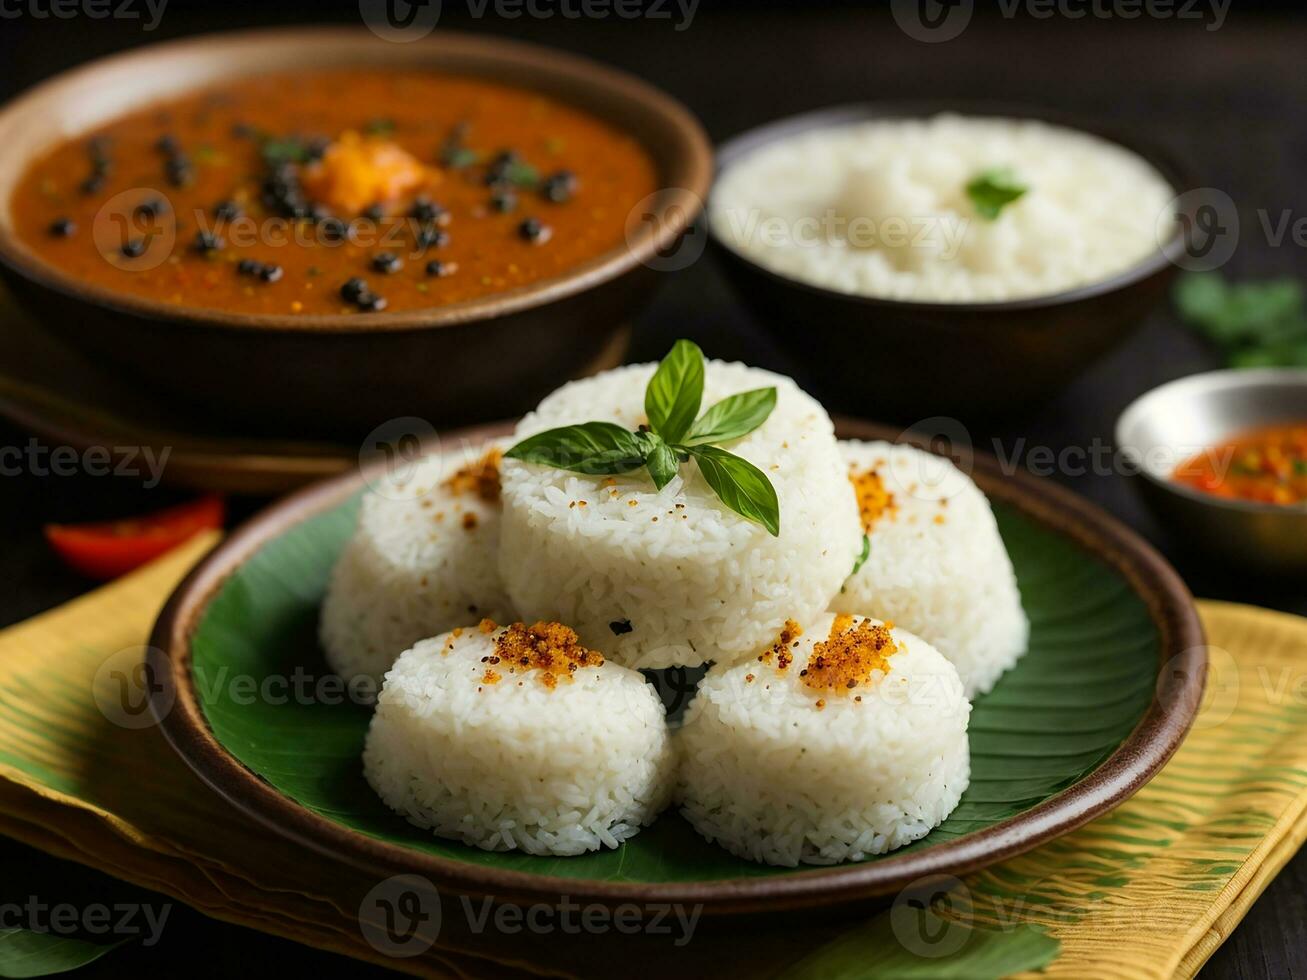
322,346,1028,864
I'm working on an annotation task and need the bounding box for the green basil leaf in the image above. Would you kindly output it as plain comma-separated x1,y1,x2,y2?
645,436,679,490
966,167,1027,220
506,422,648,475
0,929,127,978
851,534,871,577
644,339,704,444
688,445,780,536
683,387,777,446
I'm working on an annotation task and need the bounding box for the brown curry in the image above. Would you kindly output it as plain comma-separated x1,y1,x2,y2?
11,70,658,315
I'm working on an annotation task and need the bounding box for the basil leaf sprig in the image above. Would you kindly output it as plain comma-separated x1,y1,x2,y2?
966,167,1027,220
505,340,782,535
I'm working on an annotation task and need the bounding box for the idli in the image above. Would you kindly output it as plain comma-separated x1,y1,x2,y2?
320,442,514,695
499,359,861,670
364,619,674,855
677,612,970,866
831,440,1028,696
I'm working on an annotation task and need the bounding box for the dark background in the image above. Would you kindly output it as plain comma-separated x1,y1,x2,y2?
1,1,1305,977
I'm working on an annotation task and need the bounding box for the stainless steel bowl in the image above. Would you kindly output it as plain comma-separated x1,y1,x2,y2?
1116,369,1307,573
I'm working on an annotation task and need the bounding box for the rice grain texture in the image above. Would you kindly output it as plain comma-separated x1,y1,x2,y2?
677,612,970,866
320,443,514,694
364,623,674,855
499,361,862,669
832,440,1028,696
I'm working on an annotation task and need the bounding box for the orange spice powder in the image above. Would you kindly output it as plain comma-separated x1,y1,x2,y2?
757,619,803,670
493,621,604,689
800,616,898,694
444,447,502,503
849,467,897,533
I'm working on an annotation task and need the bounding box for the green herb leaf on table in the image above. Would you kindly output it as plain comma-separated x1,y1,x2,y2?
688,446,781,537
0,929,126,978
504,422,647,475
645,339,706,445
1173,272,1307,367
683,387,778,446
966,167,1027,220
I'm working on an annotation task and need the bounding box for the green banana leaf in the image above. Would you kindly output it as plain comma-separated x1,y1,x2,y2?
192,495,1157,883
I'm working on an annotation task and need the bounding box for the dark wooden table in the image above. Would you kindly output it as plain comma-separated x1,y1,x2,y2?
1,3,1304,977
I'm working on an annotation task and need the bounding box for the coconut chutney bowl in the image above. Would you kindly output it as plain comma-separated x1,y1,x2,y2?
1116,368,1307,573
0,28,711,439
708,102,1194,423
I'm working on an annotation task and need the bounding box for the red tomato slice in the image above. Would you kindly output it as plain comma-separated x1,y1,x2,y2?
44,495,225,581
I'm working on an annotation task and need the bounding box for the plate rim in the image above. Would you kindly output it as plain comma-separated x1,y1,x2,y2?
148,417,1206,913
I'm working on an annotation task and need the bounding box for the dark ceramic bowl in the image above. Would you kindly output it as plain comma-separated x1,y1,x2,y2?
709,103,1192,423
0,28,711,439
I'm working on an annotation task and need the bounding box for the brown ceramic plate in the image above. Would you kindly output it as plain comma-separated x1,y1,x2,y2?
0,28,710,438
148,418,1205,913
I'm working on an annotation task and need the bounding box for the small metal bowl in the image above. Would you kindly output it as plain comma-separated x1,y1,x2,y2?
1116,369,1307,573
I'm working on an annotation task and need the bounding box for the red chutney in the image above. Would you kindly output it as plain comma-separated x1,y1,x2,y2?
1174,423,1307,506
11,71,658,315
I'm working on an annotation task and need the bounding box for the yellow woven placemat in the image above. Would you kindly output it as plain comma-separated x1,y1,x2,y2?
0,535,1304,978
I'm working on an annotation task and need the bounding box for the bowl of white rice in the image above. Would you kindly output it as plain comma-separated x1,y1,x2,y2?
709,105,1193,420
